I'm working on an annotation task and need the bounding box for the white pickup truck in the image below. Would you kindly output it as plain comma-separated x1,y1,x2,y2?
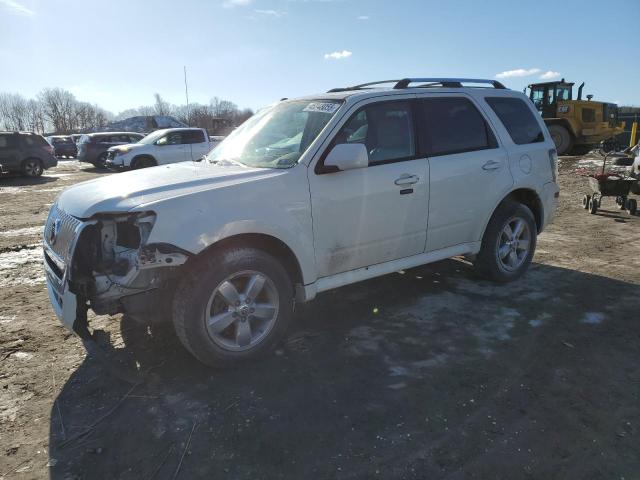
105,128,211,169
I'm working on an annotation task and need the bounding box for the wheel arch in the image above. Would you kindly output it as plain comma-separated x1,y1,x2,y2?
131,154,157,168
21,156,43,167
481,188,544,239
189,233,305,288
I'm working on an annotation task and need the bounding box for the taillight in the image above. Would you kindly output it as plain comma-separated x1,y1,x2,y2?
44,145,54,155
548,148,558,182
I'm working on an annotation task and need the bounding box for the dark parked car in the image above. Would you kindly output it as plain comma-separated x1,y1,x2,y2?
77,132,145,167
46,135,78,158
0,131,58,177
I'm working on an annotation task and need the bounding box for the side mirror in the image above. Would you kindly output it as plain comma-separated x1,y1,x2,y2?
156,137,167,146
324,143,368,172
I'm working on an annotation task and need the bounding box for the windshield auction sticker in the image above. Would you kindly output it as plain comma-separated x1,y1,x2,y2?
303,102,340,114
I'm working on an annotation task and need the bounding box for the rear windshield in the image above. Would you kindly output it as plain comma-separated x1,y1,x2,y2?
51,137,73,144
485,97,545,145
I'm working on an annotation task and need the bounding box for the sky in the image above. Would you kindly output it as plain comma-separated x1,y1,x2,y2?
0,0,638,115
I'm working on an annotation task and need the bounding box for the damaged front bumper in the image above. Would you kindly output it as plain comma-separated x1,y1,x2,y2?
43,204,189,338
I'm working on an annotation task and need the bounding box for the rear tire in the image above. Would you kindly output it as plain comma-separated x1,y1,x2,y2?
627,198,637,216
21,158,43,177
589,197,598,214
172,247,294,368
582,194,591,209
548,124,574,156
475,201,537,283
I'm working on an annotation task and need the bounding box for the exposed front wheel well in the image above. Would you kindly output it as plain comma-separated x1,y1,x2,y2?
190,233,304,287
503,189,543,233
131,155,157,169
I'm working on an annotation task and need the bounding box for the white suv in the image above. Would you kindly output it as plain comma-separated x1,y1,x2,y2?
105,127,211,169
43,78,559,367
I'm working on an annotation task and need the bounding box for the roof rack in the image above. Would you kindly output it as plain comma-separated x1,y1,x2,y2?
328,78,507,93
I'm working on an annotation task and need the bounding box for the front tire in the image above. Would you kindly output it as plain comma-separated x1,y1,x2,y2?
22,158,43,177
97,152,109,168
172,247,294,368
475,201,537,283
131,156,156,169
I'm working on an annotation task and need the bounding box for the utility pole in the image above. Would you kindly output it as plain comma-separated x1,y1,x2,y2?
184,65,190,127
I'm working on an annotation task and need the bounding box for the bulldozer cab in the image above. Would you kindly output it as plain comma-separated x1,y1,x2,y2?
528,80,574,118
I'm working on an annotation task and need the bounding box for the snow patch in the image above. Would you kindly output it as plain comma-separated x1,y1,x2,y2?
582,312,605,325
12,351,33,360
529,312,552,328
0,186,26,194
0,246,44,287
0,226,42,237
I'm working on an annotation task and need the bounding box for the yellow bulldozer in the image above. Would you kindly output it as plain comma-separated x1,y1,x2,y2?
527,79,625,155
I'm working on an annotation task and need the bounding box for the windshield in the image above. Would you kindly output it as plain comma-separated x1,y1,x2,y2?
207,100,343,168
138,130,168,145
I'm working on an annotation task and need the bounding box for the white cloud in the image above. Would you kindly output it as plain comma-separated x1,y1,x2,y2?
357,15,369,20
223,0,251,8
540,70,561,80
254,9,286,17
495,68,541,79
324,50,352,60
0,0,34,15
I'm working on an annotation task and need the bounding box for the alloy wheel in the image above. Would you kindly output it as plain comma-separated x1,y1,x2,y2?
24,160,42,177
204,270,279,351
496,216,531,272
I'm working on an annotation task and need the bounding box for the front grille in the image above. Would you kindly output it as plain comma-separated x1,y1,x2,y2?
107,150,116,160
44,204,83,266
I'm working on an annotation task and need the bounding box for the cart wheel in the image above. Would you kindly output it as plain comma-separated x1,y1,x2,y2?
618,196,627,210
588,197,598,214
582,194,591,210
627,198,637,216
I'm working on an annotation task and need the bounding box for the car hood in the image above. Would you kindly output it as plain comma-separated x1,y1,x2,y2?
108,143,143,152
56,161,284,218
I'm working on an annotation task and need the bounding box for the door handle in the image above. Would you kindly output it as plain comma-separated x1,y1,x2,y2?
482,160,501,171
394,174,419,186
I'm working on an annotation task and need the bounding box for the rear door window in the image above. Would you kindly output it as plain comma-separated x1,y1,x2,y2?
419,97,497,156
182,130,205,144
485,97,545,145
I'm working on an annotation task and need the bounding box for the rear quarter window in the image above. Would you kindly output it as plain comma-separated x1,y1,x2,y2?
183,130,206,144
22,134,48,147
485,97,545,145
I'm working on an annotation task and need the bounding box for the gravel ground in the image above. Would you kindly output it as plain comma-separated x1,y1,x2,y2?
1,156,639,479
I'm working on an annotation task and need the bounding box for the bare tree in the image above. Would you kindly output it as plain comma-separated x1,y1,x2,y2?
25,99,46,133
0,93,28,130
153,93,172,116
39,88,77,133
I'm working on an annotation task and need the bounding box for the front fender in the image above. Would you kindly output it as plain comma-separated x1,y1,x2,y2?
138,164,317,284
